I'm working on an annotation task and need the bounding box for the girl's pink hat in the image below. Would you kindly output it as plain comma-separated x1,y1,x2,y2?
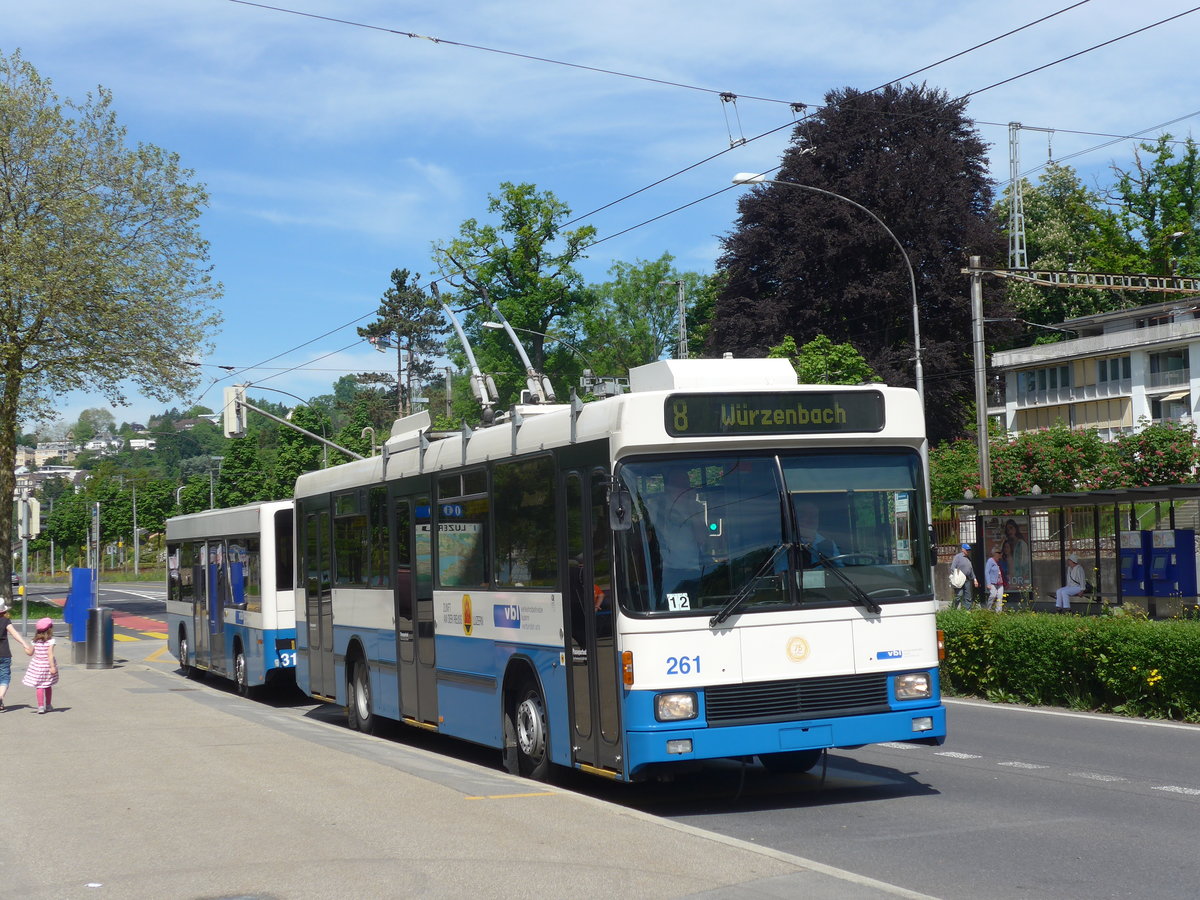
35,617,53,631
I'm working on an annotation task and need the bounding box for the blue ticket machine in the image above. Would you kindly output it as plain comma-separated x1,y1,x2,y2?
1119,530,1151,597
1149,529,1197,598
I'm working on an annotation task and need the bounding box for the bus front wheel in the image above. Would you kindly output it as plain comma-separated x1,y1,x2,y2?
349,661,375,734
507,682,550,781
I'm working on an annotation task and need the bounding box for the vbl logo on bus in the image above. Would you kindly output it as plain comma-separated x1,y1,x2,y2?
494,603,521,629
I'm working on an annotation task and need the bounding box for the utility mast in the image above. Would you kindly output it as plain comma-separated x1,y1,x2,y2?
1008,122,1028,271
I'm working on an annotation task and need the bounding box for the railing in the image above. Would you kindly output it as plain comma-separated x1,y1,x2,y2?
1147,369,1190,389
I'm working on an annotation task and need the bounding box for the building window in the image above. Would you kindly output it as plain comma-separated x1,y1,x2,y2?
1020,365,1071,396
1097,356,1131,384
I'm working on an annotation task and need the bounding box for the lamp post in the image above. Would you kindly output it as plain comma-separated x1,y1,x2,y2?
732,173,924,406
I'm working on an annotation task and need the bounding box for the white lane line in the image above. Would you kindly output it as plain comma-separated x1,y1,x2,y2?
944,697,1200,733
935,751,982,759
1152,785,1200,796
998,761,1049,769
875,742,922,750
1069,772,1127,782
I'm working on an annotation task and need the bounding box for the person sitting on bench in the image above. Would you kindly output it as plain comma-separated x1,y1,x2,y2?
1054,554,1086,613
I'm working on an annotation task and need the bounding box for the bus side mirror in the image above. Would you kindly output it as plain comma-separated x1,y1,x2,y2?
609,488,633,532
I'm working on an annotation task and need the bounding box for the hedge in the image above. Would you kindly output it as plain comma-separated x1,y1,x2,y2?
936,609,1200,721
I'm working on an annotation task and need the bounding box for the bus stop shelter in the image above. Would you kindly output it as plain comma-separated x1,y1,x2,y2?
954,483,1200,617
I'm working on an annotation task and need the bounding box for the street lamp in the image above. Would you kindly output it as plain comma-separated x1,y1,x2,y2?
732,173,924,406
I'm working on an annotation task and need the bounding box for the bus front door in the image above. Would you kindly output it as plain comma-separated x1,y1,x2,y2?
565,470,623,774
396,496,437,726
304,508,336,699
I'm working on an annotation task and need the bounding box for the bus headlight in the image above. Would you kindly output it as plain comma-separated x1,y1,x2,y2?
655,692,698,721
895,672,932,700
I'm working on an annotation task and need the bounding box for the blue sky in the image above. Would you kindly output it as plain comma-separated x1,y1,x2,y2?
8,0,1199,431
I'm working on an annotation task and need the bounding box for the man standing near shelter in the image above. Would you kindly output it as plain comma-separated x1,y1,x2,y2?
950,543,978,609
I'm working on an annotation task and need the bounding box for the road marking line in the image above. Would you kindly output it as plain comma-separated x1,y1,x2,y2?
875,742,921,750
1069,771,1126,782
999,761,1049,769
144,645,169,663
114,634,139,642
1153,785,1200,796
936,751,981,759
143,632,168,639
464,792,556,800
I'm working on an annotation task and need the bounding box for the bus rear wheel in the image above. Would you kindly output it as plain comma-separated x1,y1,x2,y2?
234,648,252,697
178,634,195,679
759,749,823,774
507,682,550,781
349,660,375,734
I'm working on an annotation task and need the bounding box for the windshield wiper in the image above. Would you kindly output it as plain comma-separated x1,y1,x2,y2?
709,542,792,628
801,541,882,614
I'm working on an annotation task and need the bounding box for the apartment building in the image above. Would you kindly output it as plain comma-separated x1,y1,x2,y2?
990,297,1200,441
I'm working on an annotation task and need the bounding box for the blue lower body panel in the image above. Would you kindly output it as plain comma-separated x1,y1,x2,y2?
623,703,946,775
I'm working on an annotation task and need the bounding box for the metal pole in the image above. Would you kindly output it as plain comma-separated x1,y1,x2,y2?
132,485,139,577
970,255,991,496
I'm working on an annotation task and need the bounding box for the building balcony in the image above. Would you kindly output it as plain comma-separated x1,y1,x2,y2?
992,318,1200,369
1147,368,1190,390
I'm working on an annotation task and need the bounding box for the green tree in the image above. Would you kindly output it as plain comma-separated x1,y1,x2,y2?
268,405,330,497
998,163,1126,327
357,269,446,417
576,254,708,377
434,182,596,408
1106,135,1200,278
0,50,221,583
72,408,117,443
709,83,1007,443
767,334,878,385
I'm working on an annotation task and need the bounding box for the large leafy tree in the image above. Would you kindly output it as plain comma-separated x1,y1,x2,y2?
434,182,596,408
0,50,221,582
708,83,1007,443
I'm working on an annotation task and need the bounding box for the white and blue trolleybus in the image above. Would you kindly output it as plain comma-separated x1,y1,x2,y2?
292,358,945,780
167,499,297,694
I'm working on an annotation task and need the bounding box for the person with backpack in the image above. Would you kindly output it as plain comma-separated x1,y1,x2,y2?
949,543,978,609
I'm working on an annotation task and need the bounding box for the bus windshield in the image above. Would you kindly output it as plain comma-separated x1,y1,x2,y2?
614,451,930,616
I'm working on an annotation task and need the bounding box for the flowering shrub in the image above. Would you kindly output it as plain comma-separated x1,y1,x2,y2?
931,420,1200,499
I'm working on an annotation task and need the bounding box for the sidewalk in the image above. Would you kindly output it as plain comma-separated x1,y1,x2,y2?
0,647,936,900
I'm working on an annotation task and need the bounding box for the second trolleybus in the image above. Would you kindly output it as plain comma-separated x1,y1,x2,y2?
167,499,298,695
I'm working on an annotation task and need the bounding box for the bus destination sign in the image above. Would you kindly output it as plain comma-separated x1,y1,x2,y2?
665,391,886,436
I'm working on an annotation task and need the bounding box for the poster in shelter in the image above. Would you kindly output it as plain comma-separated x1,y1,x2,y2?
984,515,1031,592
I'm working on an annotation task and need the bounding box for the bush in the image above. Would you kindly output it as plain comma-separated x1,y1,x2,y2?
937,610,1200,722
